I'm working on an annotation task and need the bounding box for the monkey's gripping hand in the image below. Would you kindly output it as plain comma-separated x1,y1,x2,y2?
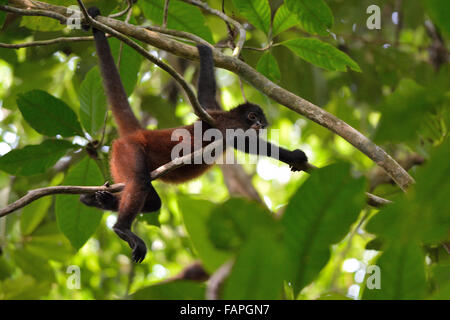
286,149,311,172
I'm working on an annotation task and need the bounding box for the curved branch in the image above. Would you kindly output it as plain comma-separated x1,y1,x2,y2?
109,0,133,19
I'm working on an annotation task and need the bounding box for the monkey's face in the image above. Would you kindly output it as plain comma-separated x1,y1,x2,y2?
233,103,268,131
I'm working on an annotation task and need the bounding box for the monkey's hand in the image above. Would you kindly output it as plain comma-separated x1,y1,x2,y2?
287,149,310,172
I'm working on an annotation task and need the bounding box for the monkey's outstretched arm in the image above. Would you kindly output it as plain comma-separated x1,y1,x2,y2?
230,135,309,172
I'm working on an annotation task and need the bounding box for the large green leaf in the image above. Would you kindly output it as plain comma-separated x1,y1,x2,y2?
256,52,281,83
362,242,427,299
232,0,271,34
283,38,361,72
0,275,51,300
222,232,288,299
140,0,213,43
374,79,441,143
207,198,280,251
285,0,333,36
178,197,231,273
17,90,84,137
0,139,74,176
131,280,205,300
282,163,366,294
20,197,52,236
55,157,104,250
79,67,107,137
0,0,6,27
367,138,450,244
272,4,298,37
109,37,142,96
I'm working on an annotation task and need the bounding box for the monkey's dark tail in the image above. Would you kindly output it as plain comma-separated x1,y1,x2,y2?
84,6,142,136
196,44,220,110
81,6,101,32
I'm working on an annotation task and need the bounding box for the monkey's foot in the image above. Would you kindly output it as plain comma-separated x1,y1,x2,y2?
113,226,147,263
95,191,118,210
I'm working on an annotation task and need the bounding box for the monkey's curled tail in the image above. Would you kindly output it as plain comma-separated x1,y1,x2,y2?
87,7,141,136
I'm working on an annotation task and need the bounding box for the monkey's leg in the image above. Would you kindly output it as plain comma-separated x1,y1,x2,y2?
140,186,162,213
111,142,151,263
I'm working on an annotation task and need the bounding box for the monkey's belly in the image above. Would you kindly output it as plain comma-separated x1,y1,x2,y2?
158,163,213,184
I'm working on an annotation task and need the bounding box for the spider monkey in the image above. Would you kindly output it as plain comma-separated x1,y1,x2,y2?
80,7,309,263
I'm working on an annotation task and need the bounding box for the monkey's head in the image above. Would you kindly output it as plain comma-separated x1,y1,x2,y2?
230,103,268,131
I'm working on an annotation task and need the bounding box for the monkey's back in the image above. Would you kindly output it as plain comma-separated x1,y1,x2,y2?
110,127,215,185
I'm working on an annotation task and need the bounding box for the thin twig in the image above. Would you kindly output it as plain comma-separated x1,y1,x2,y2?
206,260,234,300
0,36,94,48
162,0,170,28
0,4,67,23
181,0,246,58
109,0,133,19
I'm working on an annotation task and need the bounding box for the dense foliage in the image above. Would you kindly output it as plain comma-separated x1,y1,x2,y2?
0,0,448,300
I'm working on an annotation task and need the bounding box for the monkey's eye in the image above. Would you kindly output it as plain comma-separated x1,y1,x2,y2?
248,112,257,121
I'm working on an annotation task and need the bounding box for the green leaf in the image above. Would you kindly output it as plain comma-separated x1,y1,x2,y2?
285,0,333,36
178,197,231,273
232,0,271,34
11,248,55,282
140,0,213,43
362,242,427,300
109,38,142,95
256,52,281,83
22,223,73,263
282,163,366,294
374,79,440,143
208,198,279,251
20,197,52,236
17,90,84,137
20,16,65,32
283,38,361,72
423,0,450,38
272,4,299,36
367,139,450,244
0,139,74,176
0,0,6,27
79,67,107,137
0,275,51,300
131,280,205,300
222,232,288,299
55,157,104,250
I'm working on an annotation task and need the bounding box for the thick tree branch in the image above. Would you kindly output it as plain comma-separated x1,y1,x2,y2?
0,1,414,191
